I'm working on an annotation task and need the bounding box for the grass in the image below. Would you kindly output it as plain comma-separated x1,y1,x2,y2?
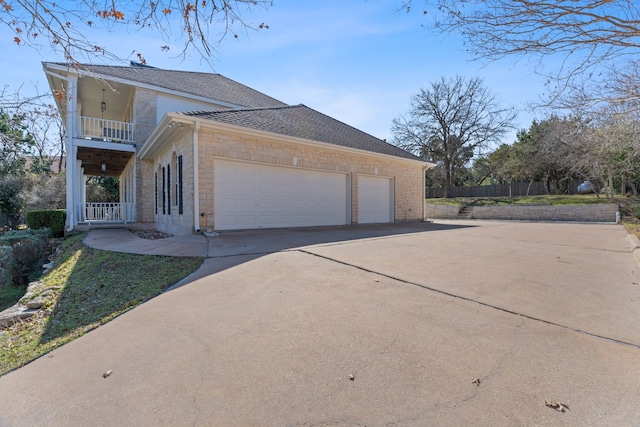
0,284,27,312
0,233,203,376
623,222,640,239
426,194,610,206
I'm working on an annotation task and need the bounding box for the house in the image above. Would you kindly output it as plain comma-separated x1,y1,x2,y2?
43,62,431,236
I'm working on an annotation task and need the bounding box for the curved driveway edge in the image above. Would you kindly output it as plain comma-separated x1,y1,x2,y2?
83,229,208,257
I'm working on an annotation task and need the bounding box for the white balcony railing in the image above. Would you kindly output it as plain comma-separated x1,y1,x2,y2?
82,203,136,223
79,116,135,144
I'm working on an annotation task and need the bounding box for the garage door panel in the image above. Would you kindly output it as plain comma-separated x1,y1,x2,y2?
214,160,348,230
358,176,393,224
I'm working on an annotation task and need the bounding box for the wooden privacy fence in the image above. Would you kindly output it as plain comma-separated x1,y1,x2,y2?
426,181,583,198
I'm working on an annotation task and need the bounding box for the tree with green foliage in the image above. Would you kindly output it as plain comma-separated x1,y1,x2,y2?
0,110,37,228
86,176,119,203
0,109,36,176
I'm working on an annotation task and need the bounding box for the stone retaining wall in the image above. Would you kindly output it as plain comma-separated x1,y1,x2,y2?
425,203,619,222
424,204,463,219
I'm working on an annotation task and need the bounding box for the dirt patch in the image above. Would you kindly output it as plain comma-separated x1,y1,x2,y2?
133,230,173,240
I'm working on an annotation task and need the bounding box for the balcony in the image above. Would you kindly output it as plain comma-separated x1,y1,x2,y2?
79,116,135,144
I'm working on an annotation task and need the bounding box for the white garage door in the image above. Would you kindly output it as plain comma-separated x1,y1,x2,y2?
358,175,393,224
214,160,349,230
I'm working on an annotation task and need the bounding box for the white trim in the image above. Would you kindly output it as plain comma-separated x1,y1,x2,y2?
65,76,78,231
193,122,201,232
423,166,427,220
44,62,244,110
74,138,137,152
142,112,430,167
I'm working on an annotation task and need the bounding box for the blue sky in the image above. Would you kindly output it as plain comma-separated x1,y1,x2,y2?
2,0,551,147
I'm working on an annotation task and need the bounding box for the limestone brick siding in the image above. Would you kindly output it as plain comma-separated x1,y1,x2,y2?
150,131,195,235
197,127,425,230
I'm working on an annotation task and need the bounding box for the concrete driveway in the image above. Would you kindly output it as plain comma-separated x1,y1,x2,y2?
1,220,639,426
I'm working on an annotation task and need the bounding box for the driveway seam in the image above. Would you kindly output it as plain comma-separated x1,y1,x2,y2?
297,249,640,350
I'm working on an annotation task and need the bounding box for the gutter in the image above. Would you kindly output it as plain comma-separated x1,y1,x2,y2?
193,122,201,232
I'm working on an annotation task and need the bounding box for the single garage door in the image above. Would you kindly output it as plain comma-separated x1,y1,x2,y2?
214,160,349,230
358,175,393,224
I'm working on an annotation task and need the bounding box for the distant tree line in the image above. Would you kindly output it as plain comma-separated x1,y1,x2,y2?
423,114,640,199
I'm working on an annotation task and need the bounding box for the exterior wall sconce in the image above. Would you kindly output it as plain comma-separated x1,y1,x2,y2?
101,89,107,112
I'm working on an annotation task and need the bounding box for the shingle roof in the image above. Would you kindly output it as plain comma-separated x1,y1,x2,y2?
49,62,287,108
184,105,422,161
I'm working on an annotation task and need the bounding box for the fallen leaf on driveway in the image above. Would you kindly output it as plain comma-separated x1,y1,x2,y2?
102,370,113,378
471,377,481,386
545,400,570,412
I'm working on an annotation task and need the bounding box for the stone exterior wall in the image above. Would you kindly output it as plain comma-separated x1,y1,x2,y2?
136,159,155,224
133,88,158,225
197,127,425,230
425,202,619,222
152,131,195,236
133,88,157,144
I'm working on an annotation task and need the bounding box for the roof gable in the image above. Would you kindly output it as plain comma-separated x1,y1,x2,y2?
183,105,422,161
46,62,287,109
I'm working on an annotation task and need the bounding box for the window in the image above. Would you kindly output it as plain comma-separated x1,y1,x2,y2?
155,172,158,215
162,166,166,214
167,163,171,214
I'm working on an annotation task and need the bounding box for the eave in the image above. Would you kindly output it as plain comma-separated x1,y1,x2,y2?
141,112,434,169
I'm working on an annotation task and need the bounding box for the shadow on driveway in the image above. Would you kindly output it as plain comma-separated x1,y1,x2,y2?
172,222,475,289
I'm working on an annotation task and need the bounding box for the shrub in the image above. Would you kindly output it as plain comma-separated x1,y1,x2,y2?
26,209,66,238
0,228,51,286
0,246,13,290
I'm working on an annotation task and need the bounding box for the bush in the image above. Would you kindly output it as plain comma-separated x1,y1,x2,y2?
0,246,13,290
0,175,26,230
0,228,51,286
26,210,66,238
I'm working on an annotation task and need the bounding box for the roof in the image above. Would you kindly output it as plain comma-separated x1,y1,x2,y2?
45,62,287,109
183,105,423,161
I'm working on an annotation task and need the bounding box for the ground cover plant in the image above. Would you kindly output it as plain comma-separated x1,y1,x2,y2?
0,233,202,376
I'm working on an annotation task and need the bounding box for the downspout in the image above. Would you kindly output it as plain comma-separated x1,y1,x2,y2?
193,121,201,232
423,166,427,221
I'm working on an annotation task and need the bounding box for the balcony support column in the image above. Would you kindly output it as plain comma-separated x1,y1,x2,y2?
65,75,78,231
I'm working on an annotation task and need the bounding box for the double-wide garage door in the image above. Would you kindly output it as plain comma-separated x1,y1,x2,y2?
214,160,349,230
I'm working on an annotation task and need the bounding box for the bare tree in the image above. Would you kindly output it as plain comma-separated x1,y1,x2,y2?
392,76,516,196
404,0,640,106
0,86,65,171
0,0,272,64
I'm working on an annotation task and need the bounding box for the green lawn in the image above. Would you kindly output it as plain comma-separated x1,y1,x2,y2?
0,233,203,376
